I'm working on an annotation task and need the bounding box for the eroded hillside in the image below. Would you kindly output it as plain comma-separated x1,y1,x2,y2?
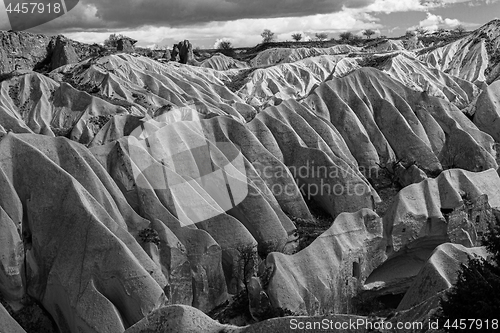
1,19,500,333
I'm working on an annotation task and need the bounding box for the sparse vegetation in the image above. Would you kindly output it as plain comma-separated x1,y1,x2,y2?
103,33,125,48
222,68,257,92
291,33,303,41
315,32,328,41
88,114,113,134
139,228,161,246
455,25,466,35
357,53,395,69
339,31,354,42
0,294,57,333
234,244,259,293
363,29,376,39
261,29,276,43
215,39,233,51
215,39,235,56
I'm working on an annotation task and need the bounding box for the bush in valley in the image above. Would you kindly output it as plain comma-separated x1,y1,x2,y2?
0,294,57,333
139,227,161,246
88,114,113,133
435,214,500,331
104,33,125,48
357,54,394,70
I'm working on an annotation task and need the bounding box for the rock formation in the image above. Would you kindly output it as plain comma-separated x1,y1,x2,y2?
177,40,193,64
397,243,488,311
263,209,386,314
1,18,500,333
50,35,80,70
0,303,26,333
0,31,52,73
117,37,137,53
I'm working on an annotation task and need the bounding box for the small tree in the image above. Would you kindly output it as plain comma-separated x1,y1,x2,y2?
455,25,466,35
436,216,500,331
315,32,328,41
216,39,233,51
339,31,353,42
415,26,428,36
291,33,303,42
104,33,124,48
234,244,259,293
405,30,416,38
363,29,376,39
261,29,275,43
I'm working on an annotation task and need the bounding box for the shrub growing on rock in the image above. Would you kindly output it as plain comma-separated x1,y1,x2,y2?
436,214,500,331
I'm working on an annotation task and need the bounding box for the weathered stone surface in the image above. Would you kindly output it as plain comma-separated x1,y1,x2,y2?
125,305,238,333
0,71,127,143
0,303,26,333
171,45,180,62
305,67,497,174
250,45,360,67
0,133,168,333
117,37,137,53
50,35,80,70
385,169,500,255
0,203,24,307
124,304,372,333
177,40,194,64
363,172,499,302
473,80,500,141
398,243,488,311
0,31,51,74
393,162,428,188
420,19,500,84
247,277,273,321
264,209,387,315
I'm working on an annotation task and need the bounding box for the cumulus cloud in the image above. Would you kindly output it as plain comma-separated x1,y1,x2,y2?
17,0,497,46
31,0,495,33
29,0,375,33
213,37,232,49
61,9,382,47
418,12,462,30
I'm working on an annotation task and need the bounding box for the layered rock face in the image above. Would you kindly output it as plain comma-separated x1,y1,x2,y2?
264,209,387,314
397,243,488,311
419,19,500,84
0,31,52,73
0,31,90,74
304,68,497,173
1,18,500,333
50,35,80,70
363,169,500,304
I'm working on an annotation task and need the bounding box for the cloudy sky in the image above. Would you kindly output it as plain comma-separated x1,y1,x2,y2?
1,0,499,48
